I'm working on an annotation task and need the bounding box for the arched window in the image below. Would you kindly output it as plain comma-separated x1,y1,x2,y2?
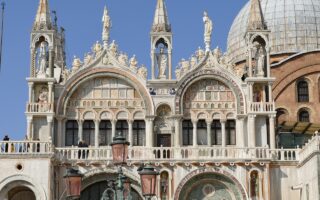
83,120,95,146
99,120,112,146
197,120,207,145
133,120,145,146
298,109,310,122
116,120,128,139
160,171,169,200
65,120,78,146
211,120,222,145
182,120,193,146
297,80,309,102
276,109,288,126
226,120,236,145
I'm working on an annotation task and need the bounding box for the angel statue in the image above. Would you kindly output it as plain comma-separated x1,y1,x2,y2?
203,11,213,52
37,41,48,78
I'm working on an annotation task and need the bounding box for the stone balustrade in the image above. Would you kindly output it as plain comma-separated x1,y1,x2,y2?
26,102,54,113
54,146,300,163
0,141,53,154
298,135,320,163
248,102,275,113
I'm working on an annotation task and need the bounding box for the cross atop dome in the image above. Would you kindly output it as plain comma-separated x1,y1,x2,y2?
247,0,266,31
33,0,52,30
152,0,171,32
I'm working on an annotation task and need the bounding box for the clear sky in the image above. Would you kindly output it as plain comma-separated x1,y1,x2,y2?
0,0,247,140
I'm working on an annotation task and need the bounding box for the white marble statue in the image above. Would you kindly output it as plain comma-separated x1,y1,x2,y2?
138,65,148,80
203,11,213,52
129,55,138,71
37,42,48,78
38,87,48,103
102,6,111,45
72,56,82,72
157,48,168,79
256,48,265,77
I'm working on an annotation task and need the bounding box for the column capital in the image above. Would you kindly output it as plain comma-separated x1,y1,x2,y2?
268,114,276,118
27,116,33,122
206,119,212,125
236,115,246,120
171,115,183,121
28,82,34,87
220,119,227,123
77,119,84,125
248,114,257,119
111,119,117,123
56,116,66,122
191,119,198,124
127,119,134,124
94,119,101,124
145,115,156,122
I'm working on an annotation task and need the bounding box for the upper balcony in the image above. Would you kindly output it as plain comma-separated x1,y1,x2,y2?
26,102,54,114
248,101,275,114
1,140,312,165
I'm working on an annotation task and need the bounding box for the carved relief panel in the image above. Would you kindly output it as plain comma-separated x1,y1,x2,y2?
66,77,145,117
183,79,236,116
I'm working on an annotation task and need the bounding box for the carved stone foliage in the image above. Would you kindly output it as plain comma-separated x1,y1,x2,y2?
64,41,148,83
183,79,236,116
175,47,236,81
66,77,145,117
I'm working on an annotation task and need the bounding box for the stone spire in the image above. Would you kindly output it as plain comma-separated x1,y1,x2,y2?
33,0,52,30
152,0,171,32
247,0,266,30
102,5,111,48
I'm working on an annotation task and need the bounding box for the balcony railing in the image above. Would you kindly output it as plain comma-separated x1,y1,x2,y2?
54,146,299,163
0,141,53,154
26,103,54,113
248,102,275,113
298,135,320,164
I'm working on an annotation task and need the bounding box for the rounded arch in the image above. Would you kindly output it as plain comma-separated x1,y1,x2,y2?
249,33,269,49
82,110,96,120
296,77,311,102
81,170,143,200
175,69,246,115
297,107,311,122
174,168,247,200
99,110,113,120
116,109,130,120
0,175,47,200
153,36,172,49
56,67,154,117
276,107,289,125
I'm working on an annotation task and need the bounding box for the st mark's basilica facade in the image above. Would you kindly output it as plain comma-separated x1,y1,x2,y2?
1,0,320,199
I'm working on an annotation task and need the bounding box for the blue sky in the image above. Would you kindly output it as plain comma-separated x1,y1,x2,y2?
0,0,247,140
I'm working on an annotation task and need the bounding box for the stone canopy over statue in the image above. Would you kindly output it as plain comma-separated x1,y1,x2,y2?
37,41,49,78
203,11,213,52
157,47,168,79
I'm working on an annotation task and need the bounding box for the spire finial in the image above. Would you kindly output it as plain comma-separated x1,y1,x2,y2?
33,0,52,30
152,0,171,32
102,5,111,49
248,0,266,31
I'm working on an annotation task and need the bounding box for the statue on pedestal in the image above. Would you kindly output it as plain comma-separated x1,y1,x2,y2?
203,11,213,52
157,48,168,79
37,42,48,78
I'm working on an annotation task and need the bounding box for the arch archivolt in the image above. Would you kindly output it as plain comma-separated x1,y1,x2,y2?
0,174,47,200
57,68,153,121
31,33,53,49
175,69,245,118
174,168,247,200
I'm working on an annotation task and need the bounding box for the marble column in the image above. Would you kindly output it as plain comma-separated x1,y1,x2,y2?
248,115,256,147
56,117,64,147
192,120,198,147
168,50,172,79
27,116,33,140
128,120,133,147
174,116,182,147
48,82,53,104
28,82,34,103
206,120,212,147
268,83,273,102
47,116,53,142
221,120,226,147
78,120,83,142
269,115,276,149
48,50,54,78
248,48,253,77
94,120,100,147
151,49,155,80
236,117,245,147
111,119,117,139
145,117,154,147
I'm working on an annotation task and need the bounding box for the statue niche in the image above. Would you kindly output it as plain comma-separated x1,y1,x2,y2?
36,41,49,78
252,41,267,77
155,39,169,80
154,104,172,134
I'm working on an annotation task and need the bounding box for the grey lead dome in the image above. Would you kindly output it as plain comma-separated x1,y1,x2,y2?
227,0,320,63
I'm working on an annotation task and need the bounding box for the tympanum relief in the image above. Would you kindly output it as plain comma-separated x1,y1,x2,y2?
67,77,145,117
183,79,236,117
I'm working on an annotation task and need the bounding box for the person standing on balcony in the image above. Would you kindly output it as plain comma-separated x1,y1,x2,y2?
3,135,9,152
78,141,83,159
